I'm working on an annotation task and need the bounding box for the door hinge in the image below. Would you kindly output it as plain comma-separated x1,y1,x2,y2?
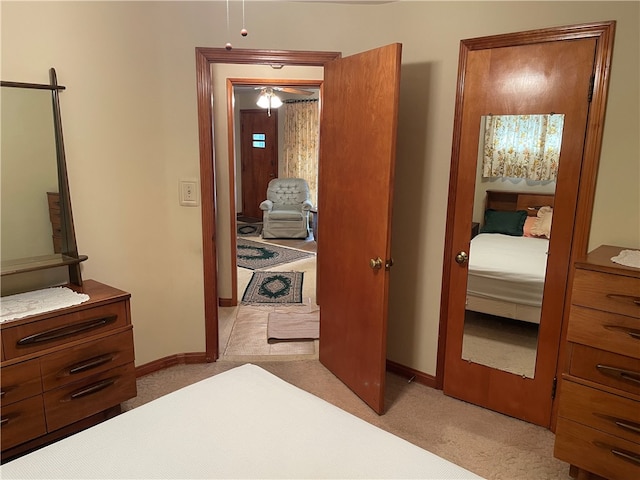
587,74,595,102
551,377,558,399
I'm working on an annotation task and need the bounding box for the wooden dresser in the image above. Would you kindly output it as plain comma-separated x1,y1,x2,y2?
1,280,136,461
554,245,640,480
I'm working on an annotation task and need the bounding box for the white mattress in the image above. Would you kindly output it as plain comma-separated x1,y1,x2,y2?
467,233,549,307
1,364,482,479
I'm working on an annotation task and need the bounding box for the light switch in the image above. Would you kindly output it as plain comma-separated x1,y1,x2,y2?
179,180,199,206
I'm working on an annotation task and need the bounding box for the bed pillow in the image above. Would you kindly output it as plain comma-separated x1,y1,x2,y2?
530,206,553,238
523,216,539,237
480,209,528,236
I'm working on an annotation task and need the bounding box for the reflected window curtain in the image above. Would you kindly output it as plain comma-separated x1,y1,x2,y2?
482,114,564,181
282,100,320,205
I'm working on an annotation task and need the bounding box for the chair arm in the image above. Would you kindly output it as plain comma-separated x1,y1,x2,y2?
259,200,273,211
301,200,314,211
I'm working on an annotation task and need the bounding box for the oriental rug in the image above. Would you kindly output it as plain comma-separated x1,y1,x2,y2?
241,271,304,305
237,222,263,237
237,238,314,270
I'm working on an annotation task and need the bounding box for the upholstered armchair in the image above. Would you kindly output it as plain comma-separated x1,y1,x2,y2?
259,178,313,239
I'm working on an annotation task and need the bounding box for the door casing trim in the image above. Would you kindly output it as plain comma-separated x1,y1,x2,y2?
195,48,340,361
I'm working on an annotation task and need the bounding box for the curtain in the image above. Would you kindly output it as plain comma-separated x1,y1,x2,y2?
482,114,564,181
282,100,320,205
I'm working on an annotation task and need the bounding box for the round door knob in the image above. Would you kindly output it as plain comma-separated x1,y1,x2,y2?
370,257,383,269
455,251,469,265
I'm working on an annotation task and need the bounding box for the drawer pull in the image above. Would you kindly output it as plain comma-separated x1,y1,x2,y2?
596,364,640,385
604,324,640,340
615,419,640,435
69,378,116,399
611,448,640,465
1,417,9,427
68,354,115,375
17,315,117,347
605,293,640,308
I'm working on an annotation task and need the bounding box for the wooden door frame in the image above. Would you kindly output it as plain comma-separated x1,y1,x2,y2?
436,22,616,425
228,78,321,304
195,48,340,361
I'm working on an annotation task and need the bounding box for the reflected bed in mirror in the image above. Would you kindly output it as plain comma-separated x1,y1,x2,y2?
462,190,555,378
1,69,86,295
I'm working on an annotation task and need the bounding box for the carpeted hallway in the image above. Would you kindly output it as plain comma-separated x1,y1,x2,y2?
124,359,571,479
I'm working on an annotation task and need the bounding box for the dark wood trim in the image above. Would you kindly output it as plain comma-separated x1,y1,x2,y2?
135,352,208,378
550,20,616,430
219,297,234,308
195,48,341,363
386,360,437,388
195,48,219,362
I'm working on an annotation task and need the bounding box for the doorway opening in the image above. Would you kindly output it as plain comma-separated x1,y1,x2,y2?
220,79,321,358
194,48,340,362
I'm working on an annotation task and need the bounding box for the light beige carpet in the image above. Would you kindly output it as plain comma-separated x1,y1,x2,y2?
462,311,538,378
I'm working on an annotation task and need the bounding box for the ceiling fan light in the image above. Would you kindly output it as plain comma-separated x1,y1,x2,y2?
270,95,283,108
256,90,283,109
256,94,270,108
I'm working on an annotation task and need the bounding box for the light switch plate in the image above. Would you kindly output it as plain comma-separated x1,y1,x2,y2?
179,180,199,206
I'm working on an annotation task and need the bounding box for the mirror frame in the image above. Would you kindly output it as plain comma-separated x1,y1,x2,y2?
1,68,86,287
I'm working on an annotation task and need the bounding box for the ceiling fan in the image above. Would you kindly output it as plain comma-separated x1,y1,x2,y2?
255,86,314,115
256,86,314,96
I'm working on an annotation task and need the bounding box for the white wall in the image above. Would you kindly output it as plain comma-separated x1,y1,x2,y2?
2,1,638,373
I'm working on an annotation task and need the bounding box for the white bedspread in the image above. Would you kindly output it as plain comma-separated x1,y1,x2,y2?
467,233,549,307
1,364,482,479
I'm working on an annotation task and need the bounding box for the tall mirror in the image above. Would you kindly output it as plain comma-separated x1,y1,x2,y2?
1,68,86,295
440,21,615,428
461,114,561,379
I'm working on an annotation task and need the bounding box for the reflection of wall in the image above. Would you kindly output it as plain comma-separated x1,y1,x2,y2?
0,87,58,260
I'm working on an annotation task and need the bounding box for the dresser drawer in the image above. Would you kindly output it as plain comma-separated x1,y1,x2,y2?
2,301,129,359
558,380,640,444
43,362,136,431
570,344,640,396
41,329,135,391
555,417,640,480
572,269,640,318
568,305,640,359
1,360,42,406
0,395,47,451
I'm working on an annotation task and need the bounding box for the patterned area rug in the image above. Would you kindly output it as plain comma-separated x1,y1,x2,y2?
237,222,263,237
237,238,314,270
241,271,304,305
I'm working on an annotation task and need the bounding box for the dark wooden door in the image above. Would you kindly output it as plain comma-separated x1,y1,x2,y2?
442,35,598,427
240,109,278,219
318,43,402,414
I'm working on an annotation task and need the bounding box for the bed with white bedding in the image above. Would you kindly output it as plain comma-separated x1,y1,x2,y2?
466,190,554,324
466,233,549,323
0,364,482,479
